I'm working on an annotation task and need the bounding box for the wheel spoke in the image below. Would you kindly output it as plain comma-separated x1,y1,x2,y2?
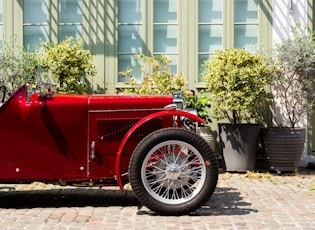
180,157,201,169
180,182,191,197
147,173,167,185
171,187,179,200
147,163,166,173
161,182,171,199
152,180,167,194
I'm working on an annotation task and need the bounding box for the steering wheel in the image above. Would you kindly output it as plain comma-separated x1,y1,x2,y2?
0,85,7,103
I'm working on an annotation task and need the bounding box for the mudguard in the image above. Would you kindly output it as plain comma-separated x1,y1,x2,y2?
115,109,205,190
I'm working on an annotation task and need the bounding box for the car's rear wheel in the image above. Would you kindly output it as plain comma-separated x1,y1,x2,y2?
129,127,218,215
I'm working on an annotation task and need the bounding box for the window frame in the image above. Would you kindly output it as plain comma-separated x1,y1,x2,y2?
1,0,273,93
22,0,85,51
114,0,272,89
0,0,3,50
58,0,84,42
116,0,179,84
117,0,143,82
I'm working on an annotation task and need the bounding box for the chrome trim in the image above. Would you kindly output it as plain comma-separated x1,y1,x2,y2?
173,92,184,109
90,141,95,160
89,108,164,113
25,83,32,104
87,96,92,177
164,104,177,110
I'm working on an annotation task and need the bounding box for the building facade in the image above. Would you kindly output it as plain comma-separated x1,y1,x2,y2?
0,0,314,165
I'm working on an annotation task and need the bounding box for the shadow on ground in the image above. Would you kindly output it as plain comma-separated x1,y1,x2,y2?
0,186,258,216
193,187,258,216
0,187,138,208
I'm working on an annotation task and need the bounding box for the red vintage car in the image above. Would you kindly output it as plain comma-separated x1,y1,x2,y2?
0,82,218,215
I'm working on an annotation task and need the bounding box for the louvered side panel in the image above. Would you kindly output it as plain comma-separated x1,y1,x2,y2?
97,117,163,143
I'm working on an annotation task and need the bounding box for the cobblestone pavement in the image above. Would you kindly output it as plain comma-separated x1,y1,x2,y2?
0,170,314,230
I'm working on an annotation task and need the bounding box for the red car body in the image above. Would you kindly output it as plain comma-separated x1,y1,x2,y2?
0,83,218,215
0,84,200,185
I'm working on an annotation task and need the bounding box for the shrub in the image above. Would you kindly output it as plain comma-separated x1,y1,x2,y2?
203,48,274,124
272,21,315,128
120,54,187,95
0,36,37,98
185,90,212,123
37,37,97,94
119,54,211,122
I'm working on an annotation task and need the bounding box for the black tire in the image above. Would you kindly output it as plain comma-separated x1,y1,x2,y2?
128,127,218,215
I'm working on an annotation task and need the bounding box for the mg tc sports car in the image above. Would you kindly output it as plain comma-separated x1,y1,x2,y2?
0,82,218,215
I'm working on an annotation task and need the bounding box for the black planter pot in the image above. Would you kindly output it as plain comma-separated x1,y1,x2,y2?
219,123,261,172
262,127,306,172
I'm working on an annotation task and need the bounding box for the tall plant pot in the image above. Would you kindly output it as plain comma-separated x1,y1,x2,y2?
197,126,216,153
262,127,305,172
219,124,261,172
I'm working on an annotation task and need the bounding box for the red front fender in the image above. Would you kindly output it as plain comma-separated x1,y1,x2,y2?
115,109,204,190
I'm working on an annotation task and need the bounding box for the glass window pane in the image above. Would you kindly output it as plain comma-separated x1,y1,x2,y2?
118,25,142,53
199,0,222,23
118,0,142,23
23,26,48,50
0,0,2,50
154,25,177,53
166,54,177,73
59,0,83,23
235,0,258,23
24,0,48,24
118,0,143,83
0,26,2,49
58,25,82,42
118,55,142,82
198,54,212,82
0,0,3,22
199,25,222,52
234,24,257,51
154,0,177,23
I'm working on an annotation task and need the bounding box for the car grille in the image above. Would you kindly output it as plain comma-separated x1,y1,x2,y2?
97,117,163,142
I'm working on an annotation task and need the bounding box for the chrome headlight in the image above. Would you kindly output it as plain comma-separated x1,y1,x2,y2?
173,91,184,109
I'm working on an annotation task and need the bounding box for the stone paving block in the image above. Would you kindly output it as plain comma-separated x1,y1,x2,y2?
0,171,314,229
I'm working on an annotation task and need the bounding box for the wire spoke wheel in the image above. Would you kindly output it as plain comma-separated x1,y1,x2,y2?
142,140,205,204
129,128,218,215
